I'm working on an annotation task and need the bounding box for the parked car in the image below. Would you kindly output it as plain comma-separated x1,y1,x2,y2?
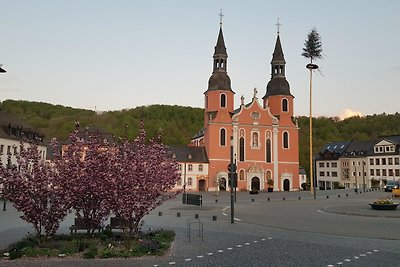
384,180,399,192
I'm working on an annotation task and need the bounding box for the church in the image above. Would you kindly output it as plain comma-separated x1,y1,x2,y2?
175,19,300,192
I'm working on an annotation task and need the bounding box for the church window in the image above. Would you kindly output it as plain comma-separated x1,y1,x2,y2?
252,132,259,147
266,139,272,162
239,169,245,180
283,132,289,149
282,99,288,112
220,128,226,146
205,95,208,109
266,170,272,180
239,137,245,161
220,93,226,108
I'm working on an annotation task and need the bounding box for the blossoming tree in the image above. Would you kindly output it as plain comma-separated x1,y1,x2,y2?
111,123,180,238
1,142,71,239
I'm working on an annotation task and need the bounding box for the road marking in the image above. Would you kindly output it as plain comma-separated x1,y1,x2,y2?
261,238,266,241
268,237,272,240
373,249,379,252
253,240,258,243
367,251,372,254
354,256,359,259
344,259,351,262
197,255,204,258
360,254,366,257
245,242,250,245
327,265,334,267
184,258,191,262
222,212,227,216
236,244,242,247
227,247,233,250
207,252,213,256
218,249,223,253
168,262,176,265
337,262,343,265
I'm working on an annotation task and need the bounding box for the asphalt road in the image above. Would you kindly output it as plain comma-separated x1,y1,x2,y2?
1,189,399,266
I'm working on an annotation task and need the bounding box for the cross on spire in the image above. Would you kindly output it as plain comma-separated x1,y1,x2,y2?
219,9,224,27
275,18,281,35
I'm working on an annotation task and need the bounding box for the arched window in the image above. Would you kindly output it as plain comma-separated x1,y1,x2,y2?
266,139,272,162
239,169,245,180
266,170,272,180
282,99,288,112
220,93,226,108
283,132,289,149
239,137,245,161
252,132,259,147
220,128,226,146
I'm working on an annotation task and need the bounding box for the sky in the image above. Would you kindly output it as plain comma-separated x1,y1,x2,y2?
1,1,399,119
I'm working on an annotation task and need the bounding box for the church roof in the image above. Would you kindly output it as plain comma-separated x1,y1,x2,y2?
271,35,285,64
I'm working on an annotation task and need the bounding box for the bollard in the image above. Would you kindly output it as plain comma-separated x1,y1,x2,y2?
346,193,348,197
283,197,285,201
298,197,301,200
158,211,162,216
195,214,199,219
215,199,218,203
267,198,270,201
338,195,341,198
177,212,181,217
212,215,217,221
252,198,254,202
326,195,329,199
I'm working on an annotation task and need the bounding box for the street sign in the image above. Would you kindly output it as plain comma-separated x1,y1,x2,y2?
227,163,237,173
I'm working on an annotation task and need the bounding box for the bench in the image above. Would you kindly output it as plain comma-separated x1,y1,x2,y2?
106,217,130,231
70,218,102,234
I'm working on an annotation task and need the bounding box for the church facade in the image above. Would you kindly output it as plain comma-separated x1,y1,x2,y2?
190,24,300,192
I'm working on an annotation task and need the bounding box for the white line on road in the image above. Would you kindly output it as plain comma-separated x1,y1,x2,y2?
184,258,192,262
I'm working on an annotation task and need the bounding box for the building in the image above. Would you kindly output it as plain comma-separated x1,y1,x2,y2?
0,111,46,167
316,136,400,190
169,145,208,192
190,22,299,192
0,111,47,194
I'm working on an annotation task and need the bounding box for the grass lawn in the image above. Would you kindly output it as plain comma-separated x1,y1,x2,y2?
1,229,175,260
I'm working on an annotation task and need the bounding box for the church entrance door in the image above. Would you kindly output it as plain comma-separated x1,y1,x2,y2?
198,179,206,191
219,178,227,191
251,177,260,191
283,179,290,191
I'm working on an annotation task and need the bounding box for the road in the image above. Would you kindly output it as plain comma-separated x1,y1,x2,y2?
1,189,399,266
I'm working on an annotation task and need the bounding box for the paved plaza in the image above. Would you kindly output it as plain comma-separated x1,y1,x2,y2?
1,189,399,266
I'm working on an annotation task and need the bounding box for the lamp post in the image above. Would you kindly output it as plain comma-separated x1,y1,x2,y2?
1,64,6,211
307,63,318,199
0,64,6,73
229,136,234,223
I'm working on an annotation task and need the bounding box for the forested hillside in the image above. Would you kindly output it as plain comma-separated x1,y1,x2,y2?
2,99,400,176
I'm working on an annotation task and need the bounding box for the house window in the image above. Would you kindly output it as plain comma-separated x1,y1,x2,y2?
7,146,11,155
176,178,182,185
332,162,337,168
382,169,387,176
282,99,288,112
239,169,245,180
376,158,380,165
389,169,393,176
370,169,374,176
283,132,289,149
0,145,3,154
198,164,203,172
396,158,399,165
319,162,324,168
376,169,380,176
389,158,393,165
382,158,386,165
220,128,226,146
187,177,193,186
319,171,325,177
396,169,400,176
220,93,226,108
370,158,374,165
326,172,330,177
239,137,245,162
332,172,338,177
188,164,193,171
326,162,330,168
266,139,272,163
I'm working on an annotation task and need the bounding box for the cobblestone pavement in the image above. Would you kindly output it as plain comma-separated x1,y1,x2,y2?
1,189,399,266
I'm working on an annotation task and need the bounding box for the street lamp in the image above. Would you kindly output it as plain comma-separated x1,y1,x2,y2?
0,64,6,73
307,63,318,199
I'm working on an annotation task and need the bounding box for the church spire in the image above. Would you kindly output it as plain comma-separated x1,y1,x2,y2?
263,22,292,99
206,10,232,92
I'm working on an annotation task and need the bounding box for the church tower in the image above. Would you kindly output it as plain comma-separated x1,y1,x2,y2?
203,14,235,165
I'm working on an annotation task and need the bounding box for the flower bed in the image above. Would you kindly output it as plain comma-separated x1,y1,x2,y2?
369,199,399,210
